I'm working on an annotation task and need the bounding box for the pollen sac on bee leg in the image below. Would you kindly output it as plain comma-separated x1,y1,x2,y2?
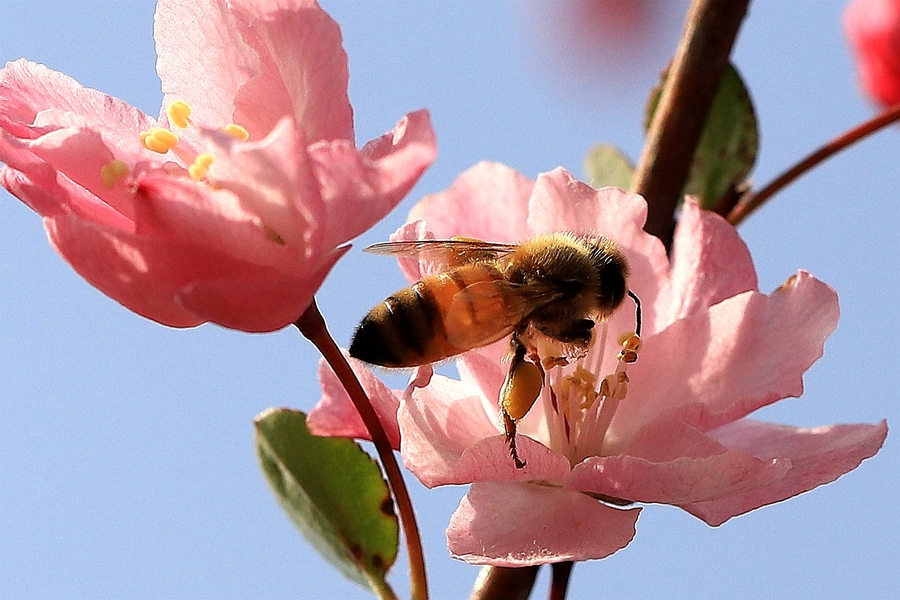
499,344,544,469
500,358,544,421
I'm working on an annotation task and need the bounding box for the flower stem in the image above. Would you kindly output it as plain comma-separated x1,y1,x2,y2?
633,0,750,250
294,300,428,600
727,102,900,225
469,566,540,600
549,562,574,600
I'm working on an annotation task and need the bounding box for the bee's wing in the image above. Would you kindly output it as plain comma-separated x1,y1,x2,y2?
364,239,518,268
443,279,567,350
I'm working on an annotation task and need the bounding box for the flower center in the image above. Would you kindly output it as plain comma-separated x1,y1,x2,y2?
100,100,249,188
544,330,641,464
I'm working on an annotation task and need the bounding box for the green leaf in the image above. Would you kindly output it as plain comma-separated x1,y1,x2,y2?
255,408,398,599
584,144,635,190
645,62,758,210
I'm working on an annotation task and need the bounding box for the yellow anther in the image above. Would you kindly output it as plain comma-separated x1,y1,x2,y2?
617,332,641,351
222,123,250,140
775,273,800,293
141,127,180,154
617,332,642,364
188,153,214,180
619,349,639,364
100,159,130,188
599,371,629,401
599,375,612,397
541,355,570,370
166,100,193,129
562,366,599,410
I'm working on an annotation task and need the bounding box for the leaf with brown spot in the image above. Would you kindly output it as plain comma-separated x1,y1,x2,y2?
645,62,758,211
255,408,398,599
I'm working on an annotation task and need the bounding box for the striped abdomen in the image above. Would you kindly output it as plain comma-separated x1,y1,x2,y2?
349,261,523,368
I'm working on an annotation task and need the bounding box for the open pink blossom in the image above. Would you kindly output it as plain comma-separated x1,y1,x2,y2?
311,162,887,566
845,0,900,106
0,0,436,332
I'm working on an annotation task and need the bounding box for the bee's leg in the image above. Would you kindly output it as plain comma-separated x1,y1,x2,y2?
499,338,544,469
502,409,526,469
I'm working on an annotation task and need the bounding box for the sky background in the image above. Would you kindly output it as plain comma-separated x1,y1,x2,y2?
1,1,897,599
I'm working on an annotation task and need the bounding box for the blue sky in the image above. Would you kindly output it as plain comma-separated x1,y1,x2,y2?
1,1,897,598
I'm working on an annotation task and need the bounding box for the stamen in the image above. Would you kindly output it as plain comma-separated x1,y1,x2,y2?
189,153,214,180
561,365,599,410
222,123,250,140
100,159,130,188
588,332,643,457
167,100,193,129
617,332,642,364
141,127,180,154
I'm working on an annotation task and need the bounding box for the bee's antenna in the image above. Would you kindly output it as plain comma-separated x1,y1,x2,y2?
627,290,642,337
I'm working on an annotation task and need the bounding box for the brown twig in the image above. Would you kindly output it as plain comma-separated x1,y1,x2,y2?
469,566,540,600
727,102,900,225
295,301,428,600
548,562,573,600
632,0,751,250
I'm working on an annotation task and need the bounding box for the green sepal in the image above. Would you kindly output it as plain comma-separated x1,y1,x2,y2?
584,144,635,190
645,62,758,210
255,408,398,599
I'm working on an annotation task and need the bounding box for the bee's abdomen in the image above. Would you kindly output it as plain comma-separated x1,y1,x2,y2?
350,281,444,368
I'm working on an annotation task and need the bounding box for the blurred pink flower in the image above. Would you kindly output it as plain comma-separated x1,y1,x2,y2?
0,0,436,332
845,0,900,106
311,162,887,566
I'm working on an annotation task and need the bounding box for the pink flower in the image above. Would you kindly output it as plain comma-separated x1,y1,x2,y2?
0,0,436,332
311,162,887,566
845,0,900,107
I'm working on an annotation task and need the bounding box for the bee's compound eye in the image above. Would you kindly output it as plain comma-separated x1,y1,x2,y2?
578,318,594,330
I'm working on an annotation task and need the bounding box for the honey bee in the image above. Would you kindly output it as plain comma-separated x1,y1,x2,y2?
350,232,641,468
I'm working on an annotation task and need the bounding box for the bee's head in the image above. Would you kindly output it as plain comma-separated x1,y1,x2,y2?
586,236,628,315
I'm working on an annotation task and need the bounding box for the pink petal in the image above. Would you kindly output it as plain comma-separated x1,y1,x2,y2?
456,343,509,411
47,195,337,332
1,59,154,156
200,117,323,252
228,0,354,143
527,169,647,238
447,482,640,566
452,435,572,485
21,128,138,222
309,109,437,252
308,353,403,448
0,130,86,219
387,220,433,283
154,0,260,129
682,418,888,525
44,212,204,327
408,161,535,243
567,448,790,506
844,0,900,106
658,200,758,328
134,173,305,271
175,245,347,332
609,271,840,443
398,374,501,487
